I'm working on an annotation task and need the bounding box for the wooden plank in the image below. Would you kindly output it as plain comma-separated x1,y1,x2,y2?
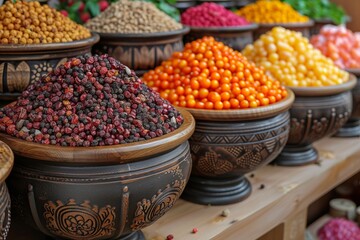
143,137,360,240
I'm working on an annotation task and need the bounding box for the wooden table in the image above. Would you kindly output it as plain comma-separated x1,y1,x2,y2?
8,137,360,240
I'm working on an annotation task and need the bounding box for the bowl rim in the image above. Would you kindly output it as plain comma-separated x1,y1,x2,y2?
0,108,195,164
179,87,294,121
346,68,360,76
0,141,14,183
93,26,190,39
289,73,356,97
186,23,258,32
258,20,314,28
0,33,100,52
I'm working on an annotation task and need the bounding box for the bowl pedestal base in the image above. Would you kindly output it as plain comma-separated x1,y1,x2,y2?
181,175,252,205
334,118,360,138
273,144,319,166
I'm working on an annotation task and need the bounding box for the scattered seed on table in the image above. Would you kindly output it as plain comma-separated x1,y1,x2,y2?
221,209,230,217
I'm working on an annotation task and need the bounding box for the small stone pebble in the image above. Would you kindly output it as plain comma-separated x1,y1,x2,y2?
166,234,174,240
221,209,230,217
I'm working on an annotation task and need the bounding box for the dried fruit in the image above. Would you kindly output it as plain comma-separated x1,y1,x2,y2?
0,54,183,146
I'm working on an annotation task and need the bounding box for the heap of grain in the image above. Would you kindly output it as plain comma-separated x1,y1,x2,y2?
85,0,183,34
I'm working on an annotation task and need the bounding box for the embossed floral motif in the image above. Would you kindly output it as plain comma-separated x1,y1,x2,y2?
30,59,67,84
195,148,234,176
131,179,186,231
43,199,115,240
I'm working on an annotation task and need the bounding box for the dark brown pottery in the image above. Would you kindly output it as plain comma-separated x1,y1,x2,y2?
335,71,360,137
2,109,195,240
235,0,255,8
173,0,197,12
0,140,14,240
310,18,350,36
274,75,356,166
254,21,314,40
92,27,190,77
196,0,236,8
0,34,100,104
181,89,294,205
184,24,258,51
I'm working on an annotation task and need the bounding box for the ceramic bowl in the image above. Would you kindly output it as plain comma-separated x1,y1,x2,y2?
2,108,195,240
0,34,99,104
183,24,258,51
335,71,360,137
254,21,314,40
173,0,196,12
180,89,294,205
92,27,190,77
197,0,236,8
274,75,356,166
0,140,14,240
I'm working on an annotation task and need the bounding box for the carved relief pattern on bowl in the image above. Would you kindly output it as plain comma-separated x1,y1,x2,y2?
190,123,289,176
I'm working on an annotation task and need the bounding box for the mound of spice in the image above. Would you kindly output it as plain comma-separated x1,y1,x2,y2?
242,27,349,87
0,1,91,44
317,218,360,240
310,25,360,69
181,2,249,27
235,0,309,24
85,0,182,34
142,36,287,110
0,54,183,146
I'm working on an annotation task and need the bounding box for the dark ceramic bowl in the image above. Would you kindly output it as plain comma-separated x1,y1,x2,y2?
1,109,195,240
0,34,99,104
197,0,236,8
183,24,258,51
180,89,294,205
274,75,356,166
254,21,314,40
173,0,197,12
310,18,350,36
0,141,14,240
335,71,360,137
92,27,190,77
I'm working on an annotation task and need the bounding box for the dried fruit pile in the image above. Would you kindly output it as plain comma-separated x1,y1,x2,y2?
311,25,360,69
235,0,309,24
317,218,360,240
85,0,182,33
0,1,91,44
181,2,249,27
0,54,183,146
242,27,349,87
142,37,287,110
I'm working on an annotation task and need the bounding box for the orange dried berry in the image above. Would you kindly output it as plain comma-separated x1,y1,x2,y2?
142,36,288,109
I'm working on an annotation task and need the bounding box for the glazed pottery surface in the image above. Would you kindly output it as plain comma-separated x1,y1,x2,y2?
335,71,360,137
274,75,356,166
184,24,258,51
2,109,195,240
0,34,99,103
181,89,294,205
0,141,14,240
92,28,189,77
254,21,314,40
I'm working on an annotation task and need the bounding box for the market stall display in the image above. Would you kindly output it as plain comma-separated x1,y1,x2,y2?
0,54,195,240
181,3,257,51
243,27,355,166
143,37,294,205
86,0,188,76
0,1,99,103
0,141,13,240
236,0,313,38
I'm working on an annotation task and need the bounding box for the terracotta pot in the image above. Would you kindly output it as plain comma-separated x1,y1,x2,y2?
2,109,195,240
181,89,294,205
183,24,258,51
92,27,190,77
0,140,14,240
0,34,99,103
254,21,314,40
274,75,356,166
335,71,360,137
